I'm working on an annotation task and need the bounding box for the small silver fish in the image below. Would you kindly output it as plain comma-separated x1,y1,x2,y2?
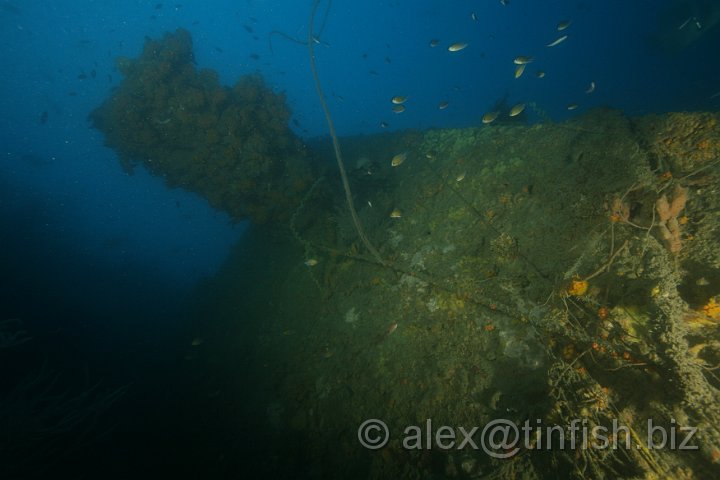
509,103,526,117
448,42,468,52
391,152,407,167
514,56,533,65
482,111,500,124
546,35,568,47
557,20,572,31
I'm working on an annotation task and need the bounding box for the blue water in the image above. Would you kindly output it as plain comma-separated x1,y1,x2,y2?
1,0,718,477
2,1,718,309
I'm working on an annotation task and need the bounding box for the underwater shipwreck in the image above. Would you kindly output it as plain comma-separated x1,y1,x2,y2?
91,28,720,479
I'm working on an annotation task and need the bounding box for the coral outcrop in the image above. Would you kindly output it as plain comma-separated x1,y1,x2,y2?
90,29,316,224
636,111,720,174
656,184,688,253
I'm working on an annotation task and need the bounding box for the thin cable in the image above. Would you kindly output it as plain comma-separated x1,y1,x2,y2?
307,0,384,265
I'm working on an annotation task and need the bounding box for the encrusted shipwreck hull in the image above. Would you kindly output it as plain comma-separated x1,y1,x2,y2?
198,109,720,479
90,30,720,476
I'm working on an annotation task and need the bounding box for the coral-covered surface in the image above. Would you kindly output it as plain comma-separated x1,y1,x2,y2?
185,109,720,479
636,111,720,175
93,36,720,476
90,29,315,224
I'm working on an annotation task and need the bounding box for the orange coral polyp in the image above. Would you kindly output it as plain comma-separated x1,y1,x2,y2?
703,298,720,320
567,279,589,296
